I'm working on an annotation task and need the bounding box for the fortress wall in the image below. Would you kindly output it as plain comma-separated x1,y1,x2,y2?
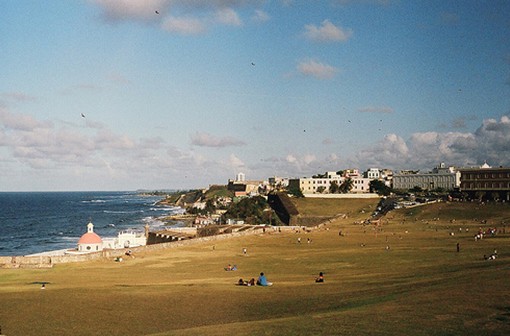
1,227,267,268
303,193,380,199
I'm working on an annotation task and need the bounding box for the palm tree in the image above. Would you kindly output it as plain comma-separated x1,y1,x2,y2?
339,178,353,193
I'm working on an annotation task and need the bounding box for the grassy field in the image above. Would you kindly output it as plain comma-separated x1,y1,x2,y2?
1,199,510,335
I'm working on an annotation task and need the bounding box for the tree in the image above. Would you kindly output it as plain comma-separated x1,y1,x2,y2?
339,178,353,193
410,186,423,193
369,180,392,196
287,184,304,198
223,196,272,224
329,180,339,193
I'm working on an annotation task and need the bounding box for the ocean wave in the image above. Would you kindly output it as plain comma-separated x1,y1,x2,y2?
142,216,165,227
103,210,144,214
59,236,81,242
82,200,106,203
149,207,179,212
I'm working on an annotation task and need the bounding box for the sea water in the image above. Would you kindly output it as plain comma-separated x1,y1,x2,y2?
0,191,184,256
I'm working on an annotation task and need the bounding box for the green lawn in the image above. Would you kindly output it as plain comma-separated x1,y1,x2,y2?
1,200,509,336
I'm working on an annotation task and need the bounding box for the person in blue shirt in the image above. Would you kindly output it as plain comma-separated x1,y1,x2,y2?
257,272,272,286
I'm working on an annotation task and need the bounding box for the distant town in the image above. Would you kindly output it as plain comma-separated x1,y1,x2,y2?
148,161,510,228
223,161,510,201
16,160,510,261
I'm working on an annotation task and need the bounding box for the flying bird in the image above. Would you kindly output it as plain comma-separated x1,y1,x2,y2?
251,62,255,66
155,10,159,14
81,113,85,118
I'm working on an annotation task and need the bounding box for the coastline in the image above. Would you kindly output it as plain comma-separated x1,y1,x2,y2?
0,191,185,257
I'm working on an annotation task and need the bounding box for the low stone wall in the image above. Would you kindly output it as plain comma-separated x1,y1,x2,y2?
0,256,53,269
304,193,380,199
0,227,266,268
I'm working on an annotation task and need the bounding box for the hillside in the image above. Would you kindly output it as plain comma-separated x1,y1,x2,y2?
158,185,234,208
0,200,509,336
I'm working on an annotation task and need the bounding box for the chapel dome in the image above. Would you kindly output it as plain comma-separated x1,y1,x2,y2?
78,222,103,244
78,232,102,244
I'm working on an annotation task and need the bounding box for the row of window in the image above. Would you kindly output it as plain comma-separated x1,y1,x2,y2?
462,182,510,189
463,173,510,179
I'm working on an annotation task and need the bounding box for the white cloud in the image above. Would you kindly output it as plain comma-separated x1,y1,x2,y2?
297,59,338,79
214,8,242,26
0,108,53,131
161,16,207,35
190,131,246,147
252,9,269,22
1,92,37,103
91,0,261,34
286,154,297,163
303,154,317,164
91,0,170,22
229,154,245,168
304,20,352,42
355,115,510,171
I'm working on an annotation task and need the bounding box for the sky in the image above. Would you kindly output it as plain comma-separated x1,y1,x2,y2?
1,0,510,191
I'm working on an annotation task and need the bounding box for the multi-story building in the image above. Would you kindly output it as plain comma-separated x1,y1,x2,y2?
365,168,380,180
268,176,289,189
288,170,372,195
228,173,267,197
459,162,510,201
351,177,371,193
392,163,460,191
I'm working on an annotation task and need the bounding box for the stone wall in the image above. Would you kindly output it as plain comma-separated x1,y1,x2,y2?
267,192,299,225
303,193,380,199
0,227,266,269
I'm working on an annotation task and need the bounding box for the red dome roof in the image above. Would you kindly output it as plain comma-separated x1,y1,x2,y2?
78,232,102,244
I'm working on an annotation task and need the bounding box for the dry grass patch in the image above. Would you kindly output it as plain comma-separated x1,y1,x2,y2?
1,200,510,335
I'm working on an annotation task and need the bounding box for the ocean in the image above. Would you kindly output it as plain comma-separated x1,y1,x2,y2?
0,191,185,256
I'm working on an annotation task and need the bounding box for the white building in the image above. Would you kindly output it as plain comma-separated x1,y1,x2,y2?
290,172,345,194
268,176,289,189
392,163,460,191
102,230,147,249
76,222,103,253
366,168,380,179
351,177,372,193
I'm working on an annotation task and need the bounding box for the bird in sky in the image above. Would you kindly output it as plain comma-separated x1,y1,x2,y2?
81,113,85,118
251,62,255,66
155,10,159,14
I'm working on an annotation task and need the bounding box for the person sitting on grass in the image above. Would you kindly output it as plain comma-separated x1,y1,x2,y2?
256,272,273,286
237,278,256,286
225,264,237,271
315,272,324,283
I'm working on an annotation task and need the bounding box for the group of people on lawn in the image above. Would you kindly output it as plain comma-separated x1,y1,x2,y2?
238,272,273,286
237,271,324,286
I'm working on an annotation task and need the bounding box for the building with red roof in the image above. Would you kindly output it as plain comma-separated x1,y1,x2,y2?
77,222,103,253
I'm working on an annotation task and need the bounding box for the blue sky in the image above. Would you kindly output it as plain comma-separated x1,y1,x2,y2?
1,0,510,191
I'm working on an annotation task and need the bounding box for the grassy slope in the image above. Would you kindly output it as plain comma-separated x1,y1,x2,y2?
1,200,510,336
